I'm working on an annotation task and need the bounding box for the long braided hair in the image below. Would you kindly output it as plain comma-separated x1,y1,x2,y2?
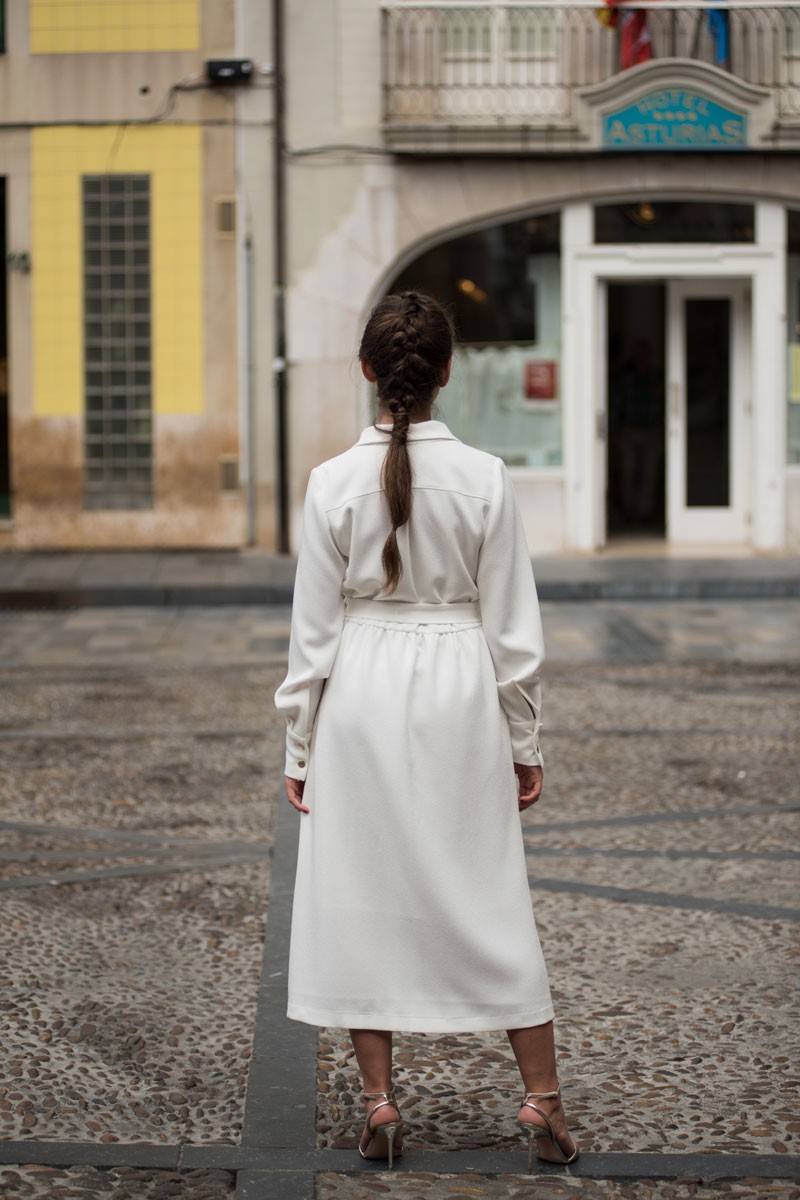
359,291,454,594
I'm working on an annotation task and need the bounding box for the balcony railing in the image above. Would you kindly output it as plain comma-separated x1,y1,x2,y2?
382,1,800,143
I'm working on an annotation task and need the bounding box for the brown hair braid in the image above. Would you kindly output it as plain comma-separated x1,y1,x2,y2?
359,291,454,594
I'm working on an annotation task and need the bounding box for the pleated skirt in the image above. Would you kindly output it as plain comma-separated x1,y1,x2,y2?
287,599,554,1033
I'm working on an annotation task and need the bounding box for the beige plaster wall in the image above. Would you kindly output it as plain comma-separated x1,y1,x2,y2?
1,135,33,429
786,471,800,551
203,127,239,427
11,414,243,548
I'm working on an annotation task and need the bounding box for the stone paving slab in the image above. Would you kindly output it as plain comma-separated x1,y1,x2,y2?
1,863,269,1145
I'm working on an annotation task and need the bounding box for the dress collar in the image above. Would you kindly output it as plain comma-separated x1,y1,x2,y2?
355,419,460,447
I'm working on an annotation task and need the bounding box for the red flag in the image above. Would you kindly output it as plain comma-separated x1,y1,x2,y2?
620,9,652,68
598,2,653,70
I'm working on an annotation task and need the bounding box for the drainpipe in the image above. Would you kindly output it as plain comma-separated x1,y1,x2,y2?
235,0,257,545
244,231,257,544
273,0,290,553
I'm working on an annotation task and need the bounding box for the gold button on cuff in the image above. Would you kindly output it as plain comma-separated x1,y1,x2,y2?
298,759,306,768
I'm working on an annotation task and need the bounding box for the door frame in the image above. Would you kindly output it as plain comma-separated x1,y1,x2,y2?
561,201,786,551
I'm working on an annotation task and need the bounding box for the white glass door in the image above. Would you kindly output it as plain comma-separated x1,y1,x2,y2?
666,280,751,542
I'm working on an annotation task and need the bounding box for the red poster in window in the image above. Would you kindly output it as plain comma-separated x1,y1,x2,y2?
525,360,557,400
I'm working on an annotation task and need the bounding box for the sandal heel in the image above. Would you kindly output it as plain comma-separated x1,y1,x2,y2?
383,1122,400,1169
358,1089,403,1168
517,1084,579,1172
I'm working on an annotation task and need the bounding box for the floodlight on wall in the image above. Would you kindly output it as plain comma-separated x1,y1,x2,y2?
205,59,254,85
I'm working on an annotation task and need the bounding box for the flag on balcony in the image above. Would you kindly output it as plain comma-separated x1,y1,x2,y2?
598,2,653,71
620,9,653,68
707,4,730,67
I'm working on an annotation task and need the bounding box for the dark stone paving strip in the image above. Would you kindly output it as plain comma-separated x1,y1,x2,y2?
238,797,318,1154
0,1142,180,1169
0,820,267,854
526,847,800,862
564,677,800,693
3,577,799,607
544,802,800,833
0,850,270,890
1,724,797,741
0,586,295,610
529,876,800,922
547,728,798,739
8,844,793,869
1,1142,797,1182
0,663,288,679
0,727,273,741
232,800,319,1200
0,843,272,866
15,838,792,882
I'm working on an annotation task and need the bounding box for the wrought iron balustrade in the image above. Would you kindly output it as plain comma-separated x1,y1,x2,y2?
382,2,800,132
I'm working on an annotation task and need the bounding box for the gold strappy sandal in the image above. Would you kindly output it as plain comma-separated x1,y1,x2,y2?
518,1084,579,1171
358,1088,403,1168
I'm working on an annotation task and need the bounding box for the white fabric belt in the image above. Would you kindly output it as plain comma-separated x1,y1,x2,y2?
345,598,482,625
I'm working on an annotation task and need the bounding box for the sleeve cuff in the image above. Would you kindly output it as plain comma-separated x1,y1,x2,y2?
508,722,543,768
512,747,544,769
284,737,310,781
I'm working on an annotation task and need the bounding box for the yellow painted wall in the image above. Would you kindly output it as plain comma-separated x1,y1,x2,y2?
30,0,199,54
32,125,204,418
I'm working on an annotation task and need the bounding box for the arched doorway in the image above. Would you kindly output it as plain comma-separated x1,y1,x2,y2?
387,210,563,471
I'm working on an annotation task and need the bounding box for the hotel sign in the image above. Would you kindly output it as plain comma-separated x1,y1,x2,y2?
603,89,747,150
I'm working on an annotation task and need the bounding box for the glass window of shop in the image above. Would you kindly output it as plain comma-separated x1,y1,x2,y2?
388,212,562,467
595,201,755,244
789,210,800,465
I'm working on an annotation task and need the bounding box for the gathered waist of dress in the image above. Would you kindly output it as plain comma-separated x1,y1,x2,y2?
344,598,482,626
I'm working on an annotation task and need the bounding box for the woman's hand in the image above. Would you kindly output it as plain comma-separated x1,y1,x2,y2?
514,763,543,812
285,775,309,814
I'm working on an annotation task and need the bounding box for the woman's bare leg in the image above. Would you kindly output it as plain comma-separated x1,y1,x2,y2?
349,1029,401,1125
507,1021,576,1156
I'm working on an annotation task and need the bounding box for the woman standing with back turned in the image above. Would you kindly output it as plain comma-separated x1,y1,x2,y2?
275,291,578,1171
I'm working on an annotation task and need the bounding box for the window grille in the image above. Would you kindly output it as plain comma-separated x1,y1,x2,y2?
83,174,153,510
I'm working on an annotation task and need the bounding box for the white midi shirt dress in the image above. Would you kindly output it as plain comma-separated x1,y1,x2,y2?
275,420,554,1033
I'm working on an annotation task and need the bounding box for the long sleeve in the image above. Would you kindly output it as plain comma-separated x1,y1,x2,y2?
274,466,347,779
475,458,545,767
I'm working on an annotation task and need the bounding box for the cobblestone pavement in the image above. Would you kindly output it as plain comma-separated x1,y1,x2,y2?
0,602,798,1200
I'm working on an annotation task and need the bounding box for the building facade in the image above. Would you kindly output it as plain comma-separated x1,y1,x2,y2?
282,0,800,554
3,1,799,555
0,0,275,549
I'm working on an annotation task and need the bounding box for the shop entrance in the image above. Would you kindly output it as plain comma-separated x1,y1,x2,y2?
0,178,8,519
606,278,750,544
607,283,666,537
